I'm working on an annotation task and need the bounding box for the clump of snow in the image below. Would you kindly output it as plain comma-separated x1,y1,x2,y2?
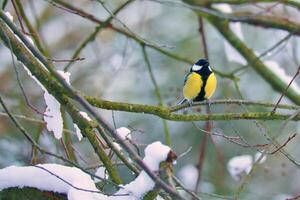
143,141,171,170
74,124,83,141
4,11,13,21
43,70,70,140
0,164,106,200
112,141,172,200
112,142,122,152
79,111,92,121
0,142,173,200
227,153,267,181
213,3,233,14
111,127,132,152
116,127,132,140
43,92,63,139
178,165,215,193
264,60,300,95
24,35,34,46
94,167,108,183
57,70,71,85
178,165,198,190
73,111,92,141
227,155,253,181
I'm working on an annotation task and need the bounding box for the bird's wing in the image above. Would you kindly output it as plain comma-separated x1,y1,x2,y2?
183,72,202,100
183,72,192,85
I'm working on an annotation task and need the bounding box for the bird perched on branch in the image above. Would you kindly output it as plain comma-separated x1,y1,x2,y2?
178,59,217,105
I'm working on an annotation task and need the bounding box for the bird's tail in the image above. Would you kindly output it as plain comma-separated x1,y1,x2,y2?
177,98,187,105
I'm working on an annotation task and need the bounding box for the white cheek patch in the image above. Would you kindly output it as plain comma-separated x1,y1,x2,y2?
192,64,202,71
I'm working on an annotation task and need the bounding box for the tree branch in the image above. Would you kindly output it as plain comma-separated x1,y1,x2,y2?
85,96,300,121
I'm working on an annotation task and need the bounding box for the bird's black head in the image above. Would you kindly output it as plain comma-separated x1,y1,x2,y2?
190,59,212,74
195,59,209,67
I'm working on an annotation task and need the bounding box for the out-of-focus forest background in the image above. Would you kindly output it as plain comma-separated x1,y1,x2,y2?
1,0,300,199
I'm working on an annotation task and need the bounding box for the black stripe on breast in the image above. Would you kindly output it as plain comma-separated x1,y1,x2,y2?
194,70,211,102
194,76,207,102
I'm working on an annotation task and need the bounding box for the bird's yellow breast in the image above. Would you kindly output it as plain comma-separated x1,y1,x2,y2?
183,72,202,100
204,73,217,99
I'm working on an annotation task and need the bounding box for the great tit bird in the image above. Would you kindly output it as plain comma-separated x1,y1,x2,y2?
178,59,217,105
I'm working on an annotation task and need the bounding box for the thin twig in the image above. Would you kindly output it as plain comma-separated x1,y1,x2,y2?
172,175,201,200
269,133,297,154
198,17,209,59
46,57,85,62
272,65,300,114
194,107,209,193
142,45,171,145
11,0,26,34
14,0,49,55
3,18,46,116
63,0,134,70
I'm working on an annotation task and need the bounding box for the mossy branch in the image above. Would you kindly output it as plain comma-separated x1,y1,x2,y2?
85,96,300,121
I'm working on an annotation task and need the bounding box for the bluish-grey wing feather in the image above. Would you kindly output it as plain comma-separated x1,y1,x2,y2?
183,72,192,85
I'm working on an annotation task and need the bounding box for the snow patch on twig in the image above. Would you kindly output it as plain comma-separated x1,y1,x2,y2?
116,127,132,140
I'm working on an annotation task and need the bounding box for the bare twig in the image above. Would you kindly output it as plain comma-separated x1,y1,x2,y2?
272,65,300,114
198,17,209,59
11,0,26,34
142,45,171,145
46,57,85,63
269,133,297,154
3,20,47,116
63,0,134,70
172,175,201,200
